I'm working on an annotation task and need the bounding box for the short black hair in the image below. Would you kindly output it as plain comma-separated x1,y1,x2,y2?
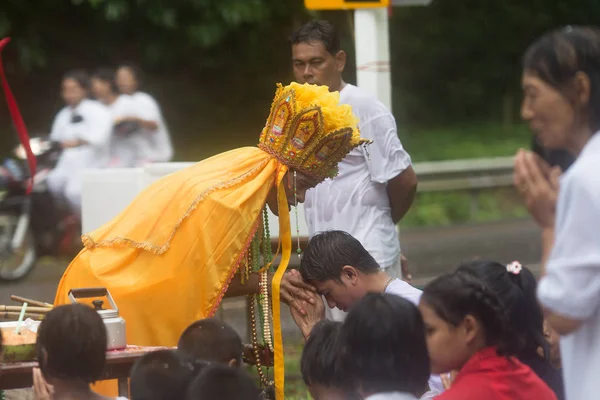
130,349,197,400
422,271,518,357
177,318,243,365
524,26,600,134
301,320,347,388
300,230,380,282
91,67,118,94
185,364,260,400
457,260,548,361
290,20,341,56
63,69,90,91
339,293,430,396
36,304,107,383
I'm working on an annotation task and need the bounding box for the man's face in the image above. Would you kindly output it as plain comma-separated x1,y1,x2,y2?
311,272,365,312
292,40,345,92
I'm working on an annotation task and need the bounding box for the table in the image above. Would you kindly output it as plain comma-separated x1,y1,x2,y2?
0,345,166,397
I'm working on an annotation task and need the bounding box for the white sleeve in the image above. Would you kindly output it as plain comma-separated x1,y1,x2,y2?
49,110,66,141
136,95,160,123
80,106,112,148
360,113,412,184
538,173,600,320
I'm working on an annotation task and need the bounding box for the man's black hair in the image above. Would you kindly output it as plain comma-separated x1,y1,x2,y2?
177,318,243,365
91,67,119,94
339,293,430,396
300,230,380,282
36,304,107,383
185,364,260,400
301,320,346,387
290,20,341,56
130,349,197,400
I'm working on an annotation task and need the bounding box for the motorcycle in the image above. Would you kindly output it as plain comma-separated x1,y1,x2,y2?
0,137,79,282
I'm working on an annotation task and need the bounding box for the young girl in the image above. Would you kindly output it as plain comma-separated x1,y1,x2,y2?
419,271,557,400
457,261,564,400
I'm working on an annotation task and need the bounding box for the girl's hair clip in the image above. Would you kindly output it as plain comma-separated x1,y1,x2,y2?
506,261,522,275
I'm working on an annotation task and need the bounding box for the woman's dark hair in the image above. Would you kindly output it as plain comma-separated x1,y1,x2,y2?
422,271,518,357
290,20,341,56
91,67,119,94
118,63,144,87
339,293,430,396
62,69,90,91
185,364,260,400
130,349,197,400
36,304,107,383
301,320,347,388
523,26,600,132
457,260,548,361
300,230,380,282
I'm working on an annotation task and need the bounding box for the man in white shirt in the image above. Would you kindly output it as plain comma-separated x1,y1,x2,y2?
290,21,418,322
290,230,442,399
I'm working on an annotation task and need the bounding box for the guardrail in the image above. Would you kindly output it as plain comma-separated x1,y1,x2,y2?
414,156,515,192
82,156,518,247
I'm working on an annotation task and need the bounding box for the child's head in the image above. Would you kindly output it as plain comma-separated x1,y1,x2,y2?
301,320,355,400
457,260,547,361
300,230,382,312
177,318,243,367
339,293,430,398
420,271,516,375
185,364,260,400
36,304,107,384
130,349,197,400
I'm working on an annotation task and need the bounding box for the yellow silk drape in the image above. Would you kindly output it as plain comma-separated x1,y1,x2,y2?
53,146,291,396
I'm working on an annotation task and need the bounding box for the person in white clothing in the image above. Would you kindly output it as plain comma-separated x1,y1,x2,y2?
91,68,150,167
290,21,418,321
47,70,112,215
115,64,173,163
514,26,600,400
290,231,443,398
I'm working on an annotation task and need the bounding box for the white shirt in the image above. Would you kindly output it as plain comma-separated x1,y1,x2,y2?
109,95,151,167
50,99,112,171
537,132,600,400
385,279,444,398
304,84,412,269
132,91,173,163
366,393,418,400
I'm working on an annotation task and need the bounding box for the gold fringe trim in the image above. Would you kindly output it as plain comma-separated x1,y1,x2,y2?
82,157,273,256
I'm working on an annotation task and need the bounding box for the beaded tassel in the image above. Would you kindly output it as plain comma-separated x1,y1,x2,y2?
293,171,301,258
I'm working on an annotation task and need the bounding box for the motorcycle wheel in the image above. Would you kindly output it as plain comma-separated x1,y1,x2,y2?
0,220,37,282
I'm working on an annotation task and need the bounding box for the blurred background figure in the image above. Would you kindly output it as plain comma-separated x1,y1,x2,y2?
115,64,173,165
91,67,149,168
47,69,112,216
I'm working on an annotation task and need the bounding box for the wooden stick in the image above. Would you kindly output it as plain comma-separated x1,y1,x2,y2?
0,305,51,313
0,311,44,320
10,295,53,309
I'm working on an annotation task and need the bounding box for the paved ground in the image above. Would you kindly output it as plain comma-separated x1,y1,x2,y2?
0,217,542,340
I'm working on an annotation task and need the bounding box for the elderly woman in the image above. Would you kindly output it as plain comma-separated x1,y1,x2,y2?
514,26,600,400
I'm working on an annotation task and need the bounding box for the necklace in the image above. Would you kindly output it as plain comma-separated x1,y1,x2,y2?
383,277,395,293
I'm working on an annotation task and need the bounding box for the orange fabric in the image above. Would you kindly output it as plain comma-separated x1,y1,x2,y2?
54,147,286,396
